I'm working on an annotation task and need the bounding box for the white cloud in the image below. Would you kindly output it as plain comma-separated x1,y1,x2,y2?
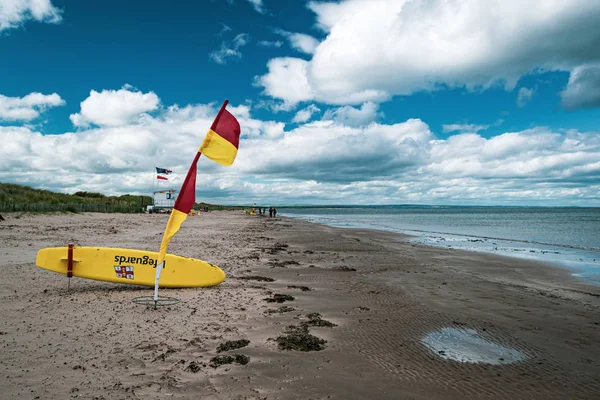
443,123,490,134
560,64,600,111
292,104,320,123
0,92,64,121
209,33,250,64
219,24,232,37
0,0,61,32
258,0,600,106
322,102,381,127
517,87,535,108
69,85,160,127
246,0,264,13
238,118,434,183
275,29,320,54
255,58,314,108
2,87,599,206
257,40,283,48
0,98,284,197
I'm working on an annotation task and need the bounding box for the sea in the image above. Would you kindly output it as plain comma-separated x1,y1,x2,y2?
279,206,600,284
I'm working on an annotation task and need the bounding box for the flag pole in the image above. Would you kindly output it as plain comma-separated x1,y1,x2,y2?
152,99,229,306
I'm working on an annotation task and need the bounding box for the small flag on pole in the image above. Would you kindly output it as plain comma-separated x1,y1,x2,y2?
153,100,240,302
157,175,168,181
156,167,172,174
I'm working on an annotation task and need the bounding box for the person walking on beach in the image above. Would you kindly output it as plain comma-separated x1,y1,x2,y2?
269,207,273,217
273,208,277,218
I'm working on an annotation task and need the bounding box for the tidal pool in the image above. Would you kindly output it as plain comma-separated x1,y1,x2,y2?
422,328,526,365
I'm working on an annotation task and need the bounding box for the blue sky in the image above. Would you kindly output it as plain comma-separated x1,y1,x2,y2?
1,0,600,206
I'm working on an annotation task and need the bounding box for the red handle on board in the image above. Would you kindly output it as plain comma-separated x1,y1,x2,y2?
67,243,74,278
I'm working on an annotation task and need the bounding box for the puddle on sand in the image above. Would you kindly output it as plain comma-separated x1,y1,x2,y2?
422,328,526,365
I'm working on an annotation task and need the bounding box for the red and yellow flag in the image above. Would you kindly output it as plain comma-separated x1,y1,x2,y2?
156,100,240,268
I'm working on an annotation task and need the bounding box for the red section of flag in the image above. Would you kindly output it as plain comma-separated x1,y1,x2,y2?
212,109,240,148
172,152,200,214
157,175,168,181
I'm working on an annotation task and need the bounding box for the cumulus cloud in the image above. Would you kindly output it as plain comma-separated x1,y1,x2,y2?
239,118,433,183
517,87,535,108
0,0,61,32
275,29,320,54
2,86,599,206
292,104,320,123
560,64,600,111
69,85,160,127
209,33,250,64
322,102,381,127
257,0,600,106
255,58,314,109
0,92,64,121
0,98,285,199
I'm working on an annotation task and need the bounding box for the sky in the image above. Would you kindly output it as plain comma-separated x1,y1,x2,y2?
1,0,600,206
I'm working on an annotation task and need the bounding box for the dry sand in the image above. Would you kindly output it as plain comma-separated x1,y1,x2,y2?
1,211,599,399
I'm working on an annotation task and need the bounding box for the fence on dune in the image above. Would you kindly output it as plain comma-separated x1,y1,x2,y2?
0,203,144,213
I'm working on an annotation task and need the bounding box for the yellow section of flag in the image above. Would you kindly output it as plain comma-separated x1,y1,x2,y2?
157,208,188,267
199,129,239,166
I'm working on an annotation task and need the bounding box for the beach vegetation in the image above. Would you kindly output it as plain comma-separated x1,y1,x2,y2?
0,183,248,213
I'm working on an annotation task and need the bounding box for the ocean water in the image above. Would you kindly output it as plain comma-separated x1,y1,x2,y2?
279,207,600,284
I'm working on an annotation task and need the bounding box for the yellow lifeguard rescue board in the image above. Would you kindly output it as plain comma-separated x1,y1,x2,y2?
35,246,226,288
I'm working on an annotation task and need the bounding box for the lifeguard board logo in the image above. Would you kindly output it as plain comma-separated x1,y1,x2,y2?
114,265,134,280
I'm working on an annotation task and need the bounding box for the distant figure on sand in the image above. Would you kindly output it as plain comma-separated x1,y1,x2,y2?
269,207,273,217
273,208,277,218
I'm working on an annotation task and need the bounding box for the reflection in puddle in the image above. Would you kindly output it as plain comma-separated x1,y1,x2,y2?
422,328,526,365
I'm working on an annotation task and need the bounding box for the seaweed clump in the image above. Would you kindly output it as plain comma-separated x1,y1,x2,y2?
209,354,250,368
332,266,357,271
275,325,327,352
268,260,300,268
217,339,250,353
236,275,275,282
303,313,337,328
287,285,312,292
266,305,296,314
264,293,295,303
185,361,205,373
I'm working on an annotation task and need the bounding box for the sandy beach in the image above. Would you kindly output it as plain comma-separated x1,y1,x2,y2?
1,211,599,399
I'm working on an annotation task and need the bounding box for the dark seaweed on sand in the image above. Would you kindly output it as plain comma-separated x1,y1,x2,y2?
287,285,312,291
235,275,275,282
264,293,295,303
275,325,327,352
266,305,296,314
332,266,357,271
209,354,250,368
268,260,300,268
303,313,337,328
185,361,205,373
217,339,250,353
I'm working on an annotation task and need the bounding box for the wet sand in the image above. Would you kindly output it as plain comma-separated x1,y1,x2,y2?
1,211,599,399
